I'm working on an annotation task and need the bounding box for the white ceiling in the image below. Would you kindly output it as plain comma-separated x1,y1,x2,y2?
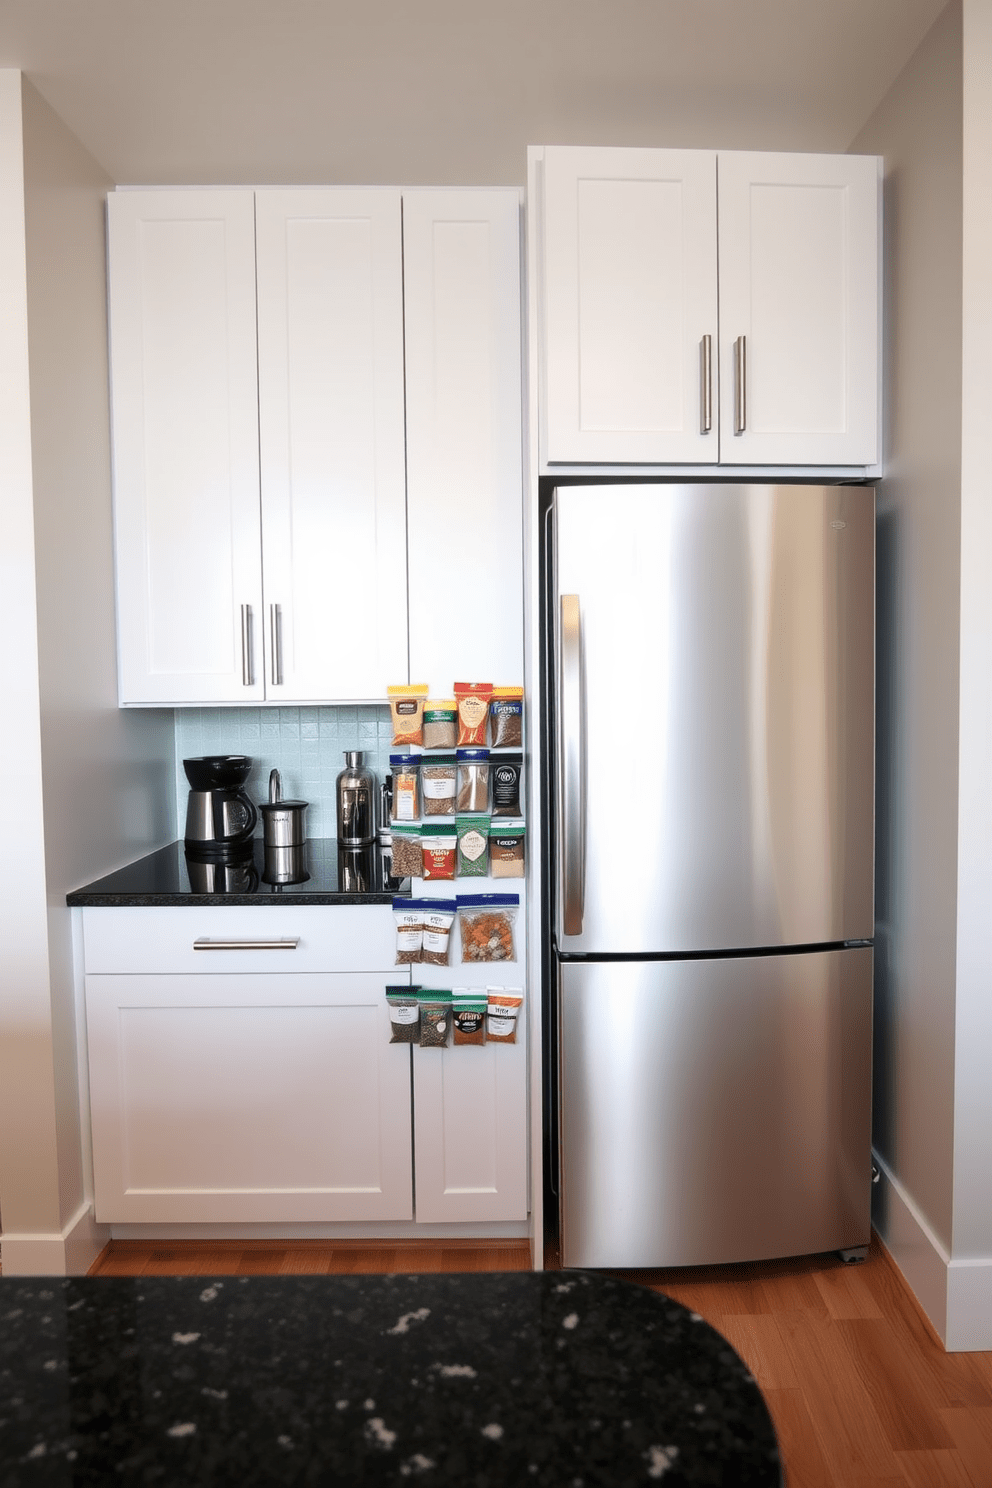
0,0,951,185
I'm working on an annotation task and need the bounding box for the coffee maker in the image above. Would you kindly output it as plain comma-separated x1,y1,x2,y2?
183,756,258,859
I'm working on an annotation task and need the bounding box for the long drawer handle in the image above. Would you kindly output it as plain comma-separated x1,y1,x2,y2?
193,938,300,951
700,333,712,434
734,334,747,434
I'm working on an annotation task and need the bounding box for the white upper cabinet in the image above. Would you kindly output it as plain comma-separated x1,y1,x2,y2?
403,190,524,683
541,147,719,465
536,145,880,469
255,189,408,701
717,152,879,467
108,185,525,705
107,191,264,703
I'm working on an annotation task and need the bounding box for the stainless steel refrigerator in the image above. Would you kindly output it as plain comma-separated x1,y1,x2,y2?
547,482,874,1269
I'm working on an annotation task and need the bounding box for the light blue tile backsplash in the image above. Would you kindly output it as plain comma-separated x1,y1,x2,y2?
174,706,393,840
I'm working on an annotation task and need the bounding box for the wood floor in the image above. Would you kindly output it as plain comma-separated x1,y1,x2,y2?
89,1233,992,1487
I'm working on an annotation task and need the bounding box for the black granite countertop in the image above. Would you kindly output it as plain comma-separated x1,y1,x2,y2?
66,840,410,908
0,1271,779,1486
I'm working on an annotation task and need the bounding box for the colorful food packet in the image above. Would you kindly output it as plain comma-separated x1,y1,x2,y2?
489,822,525,878
453,682,493,746
421,755,457,816
421,824,457,881
386,986,420,1043
490,753,522,816
423,699,458,750
453,989,487,1045
486,989,523,1044
456,748,490,812
418,988,453,1048
418,897,457,967
457,893,519,963
389,823,423,879
456,815,490,877
390,753,420,822
490,687,523,749
387,684,430,747
392,899,423,965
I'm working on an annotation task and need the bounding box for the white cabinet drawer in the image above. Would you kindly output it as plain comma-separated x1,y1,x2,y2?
80,905,398,975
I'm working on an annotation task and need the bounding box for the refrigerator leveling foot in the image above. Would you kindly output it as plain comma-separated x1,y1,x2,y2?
838,1246,869,1264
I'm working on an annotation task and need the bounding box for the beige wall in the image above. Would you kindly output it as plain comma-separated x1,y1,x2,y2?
0,73,176,1274
851,3,962,1260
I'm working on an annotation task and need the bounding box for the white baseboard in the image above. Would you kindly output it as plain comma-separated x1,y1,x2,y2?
872,1149,992,1351
108,1219,531,1242
0,1202,110,1277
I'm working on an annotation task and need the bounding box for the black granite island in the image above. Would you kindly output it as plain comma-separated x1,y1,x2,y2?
0,1272,779,1486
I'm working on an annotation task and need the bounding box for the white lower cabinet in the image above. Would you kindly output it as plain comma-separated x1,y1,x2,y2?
81,907,528,1228
413,1038,528,1223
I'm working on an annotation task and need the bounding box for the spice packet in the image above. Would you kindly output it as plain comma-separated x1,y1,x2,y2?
390,823,423,880
421,823,457,881
456,748,490,813
421,755,458,817
423,699,458,751
418,897,457,966
387,684,430,747
453,989,488,1045
390,753,420,823
490,753,522,817
386,986,420,1043
418,988,453,1048
487,989,523,1044
489,822,525,878
453,682,494,746
457,893,519,963
393,899,423,965
490,687,523,749
456,814,490,878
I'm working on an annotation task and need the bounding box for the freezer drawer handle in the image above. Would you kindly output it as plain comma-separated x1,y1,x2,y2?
560,593,584,935
193,938,300,951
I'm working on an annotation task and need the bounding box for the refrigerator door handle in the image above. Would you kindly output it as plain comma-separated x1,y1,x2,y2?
560,593,584,935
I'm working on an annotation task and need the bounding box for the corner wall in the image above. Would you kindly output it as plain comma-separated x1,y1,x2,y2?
0,73,176,1275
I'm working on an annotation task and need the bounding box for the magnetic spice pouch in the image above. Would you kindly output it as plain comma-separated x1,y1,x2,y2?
489,687,523,748
486,989,523,1044
453,990,488,1045
392,899,423,965
387,684,429,747
423,700,458,750
453,682,493,746
456,815,490,877
456,893,519,963
490,753,523,817
390,823,423,879
386,986,421,1043
418,897,457,966
421,823,457,880
418,989,453,1048
489,822,525,878
456,748,490,812
421,755,458,816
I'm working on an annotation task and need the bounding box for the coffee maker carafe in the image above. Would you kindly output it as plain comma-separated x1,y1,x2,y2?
183,756,258,858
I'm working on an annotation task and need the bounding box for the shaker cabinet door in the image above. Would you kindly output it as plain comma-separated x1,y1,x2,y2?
255,189,409,701
403,189,524,685
716,151,880,466
541,145,719,465
107,190,264,704
85,971,413,1223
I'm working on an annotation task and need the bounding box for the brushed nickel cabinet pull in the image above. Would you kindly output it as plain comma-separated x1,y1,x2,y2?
734,334,747,435
700,334,713,434
269,604,283,686
193,937,300,951
240,604,254,686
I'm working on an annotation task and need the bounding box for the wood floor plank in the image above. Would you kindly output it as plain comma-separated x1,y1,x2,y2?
277,1250,335,1274
893,1446,985,1488
835,1318,955,1452
812,1260,885,1320
776,1308,903,1483
760,1387,834,1488
705,1313,801,1391
936,1407,992,1486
